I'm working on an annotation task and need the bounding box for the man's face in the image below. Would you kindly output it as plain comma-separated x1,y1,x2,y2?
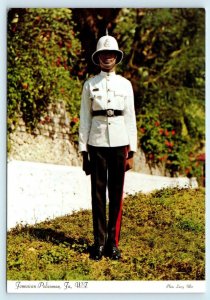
98,51,117,71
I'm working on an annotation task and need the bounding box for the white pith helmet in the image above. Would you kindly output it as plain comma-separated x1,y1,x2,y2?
92,29,123,66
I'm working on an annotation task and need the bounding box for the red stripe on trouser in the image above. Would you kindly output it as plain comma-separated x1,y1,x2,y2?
115,146,127,246
115,196,123,247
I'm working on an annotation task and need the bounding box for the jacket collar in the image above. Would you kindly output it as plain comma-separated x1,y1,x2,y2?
100,70,116,78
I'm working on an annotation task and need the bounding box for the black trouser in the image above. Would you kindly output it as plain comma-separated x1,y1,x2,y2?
88,145,128,247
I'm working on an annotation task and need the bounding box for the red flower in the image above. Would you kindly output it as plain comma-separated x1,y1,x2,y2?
165,140,174,148
171,130,176,135
154,121,160,127
158,156,164,161
140,127,145,133
185,167,192,175
165,129,169,136
159,128,164,135
197,153,205,161
165,140,170,147
158,155,168,161
72,117,79,124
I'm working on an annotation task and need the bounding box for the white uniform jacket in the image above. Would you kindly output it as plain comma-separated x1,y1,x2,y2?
79,71,137,152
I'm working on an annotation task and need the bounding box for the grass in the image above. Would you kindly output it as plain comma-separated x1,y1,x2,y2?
7,187,205,281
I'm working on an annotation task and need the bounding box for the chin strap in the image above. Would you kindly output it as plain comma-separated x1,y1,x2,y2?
99,57,116,71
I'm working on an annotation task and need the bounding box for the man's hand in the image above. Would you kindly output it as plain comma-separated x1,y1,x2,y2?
125,151,134,172
82,152,91,175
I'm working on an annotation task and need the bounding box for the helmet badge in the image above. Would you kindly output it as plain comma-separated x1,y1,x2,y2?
104,38,111,48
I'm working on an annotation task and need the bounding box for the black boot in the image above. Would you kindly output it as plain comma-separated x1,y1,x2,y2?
90,245,105,261
106,244,121,260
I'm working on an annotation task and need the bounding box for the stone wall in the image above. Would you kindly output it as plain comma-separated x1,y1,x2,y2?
8,132,82,166
133,148,166,176
8,101,82,166
8,101,165,175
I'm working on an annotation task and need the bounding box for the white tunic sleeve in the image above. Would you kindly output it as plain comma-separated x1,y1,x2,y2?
124,81,137,152
79,81,92,152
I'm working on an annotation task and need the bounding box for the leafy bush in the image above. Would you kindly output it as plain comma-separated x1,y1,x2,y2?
114,8,205,177
137,110,203,177
7,8,83,136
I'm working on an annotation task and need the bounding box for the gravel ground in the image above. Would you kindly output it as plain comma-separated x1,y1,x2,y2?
7,160,197,230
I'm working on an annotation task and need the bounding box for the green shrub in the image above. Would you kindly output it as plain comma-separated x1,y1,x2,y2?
114,8,205,177
7,8,83,138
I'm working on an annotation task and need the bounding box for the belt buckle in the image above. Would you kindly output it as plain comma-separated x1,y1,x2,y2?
107,109,114,117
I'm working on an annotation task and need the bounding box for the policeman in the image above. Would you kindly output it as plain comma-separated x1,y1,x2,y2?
79,31,137,260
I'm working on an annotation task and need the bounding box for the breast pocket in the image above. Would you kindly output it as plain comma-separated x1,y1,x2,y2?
112,90,125,110
90,90,106,111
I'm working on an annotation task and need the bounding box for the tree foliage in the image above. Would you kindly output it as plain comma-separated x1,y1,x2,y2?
7,8,82,132
114,8,205,176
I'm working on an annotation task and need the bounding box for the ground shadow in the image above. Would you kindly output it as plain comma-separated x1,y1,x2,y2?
27,227,91,255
